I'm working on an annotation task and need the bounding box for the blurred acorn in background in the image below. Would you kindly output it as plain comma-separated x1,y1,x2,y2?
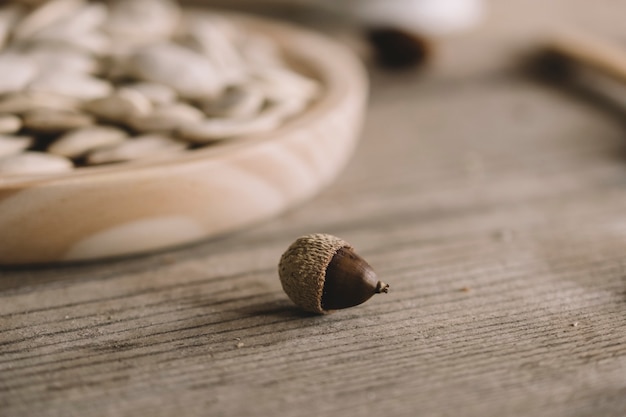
205,0,485,69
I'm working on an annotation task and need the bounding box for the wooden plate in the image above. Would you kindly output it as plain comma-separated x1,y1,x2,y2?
0,12,368,264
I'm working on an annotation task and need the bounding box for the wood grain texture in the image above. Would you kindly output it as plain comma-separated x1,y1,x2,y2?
1,0,625,416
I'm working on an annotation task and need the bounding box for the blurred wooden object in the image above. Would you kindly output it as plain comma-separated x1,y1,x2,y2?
546,30,626,83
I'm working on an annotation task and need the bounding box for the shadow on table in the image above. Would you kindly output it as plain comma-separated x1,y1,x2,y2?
234,299,319,320
0,228,273,292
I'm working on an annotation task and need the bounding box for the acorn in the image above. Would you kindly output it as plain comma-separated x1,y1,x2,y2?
278,233,389,314
366,27,433,69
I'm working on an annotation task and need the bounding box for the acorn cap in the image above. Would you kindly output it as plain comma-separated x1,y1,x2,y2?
278,233,388,314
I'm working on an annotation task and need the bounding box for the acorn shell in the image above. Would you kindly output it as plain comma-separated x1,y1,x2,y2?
278,233,350,314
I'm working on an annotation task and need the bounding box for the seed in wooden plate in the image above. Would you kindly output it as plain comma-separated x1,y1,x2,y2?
251,67,320,102
12,0,86,41
84,89,152,123
0,91,80,114
86,135,186,165
105,0,180,46
122,82,176,105
0,151,72,175
202,86,265,119
30,31,111,56
0,115,22,134
0,54,38,94
48,126,128,159
239,33,286,69
100,48,133,81
265,98,309,120
127,43,224,99
19,45,100,74
27,71,112,101
28,2,107,39
178,113,281,144
0,135,32,158
0,4,24,50
180,14,247,85
181,12,243,52
253,98,308,122
0,7,318,172
23,109,93,133
128,102,204,133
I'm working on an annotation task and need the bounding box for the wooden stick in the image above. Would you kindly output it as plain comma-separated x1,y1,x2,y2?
545,30,626,84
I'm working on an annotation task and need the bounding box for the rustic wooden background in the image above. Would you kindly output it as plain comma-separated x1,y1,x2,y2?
1,0,625,416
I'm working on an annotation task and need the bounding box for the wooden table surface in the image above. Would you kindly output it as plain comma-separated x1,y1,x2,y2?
2,1,625,416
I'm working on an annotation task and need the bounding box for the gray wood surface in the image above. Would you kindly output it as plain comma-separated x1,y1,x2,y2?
2,1,626,416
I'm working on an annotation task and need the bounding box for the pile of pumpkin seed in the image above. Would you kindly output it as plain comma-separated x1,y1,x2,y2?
0,0,320,176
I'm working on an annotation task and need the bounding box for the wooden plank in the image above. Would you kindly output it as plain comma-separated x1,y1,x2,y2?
1,0,626,416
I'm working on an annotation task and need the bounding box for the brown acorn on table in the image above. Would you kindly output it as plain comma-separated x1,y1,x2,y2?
278,233,389,314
